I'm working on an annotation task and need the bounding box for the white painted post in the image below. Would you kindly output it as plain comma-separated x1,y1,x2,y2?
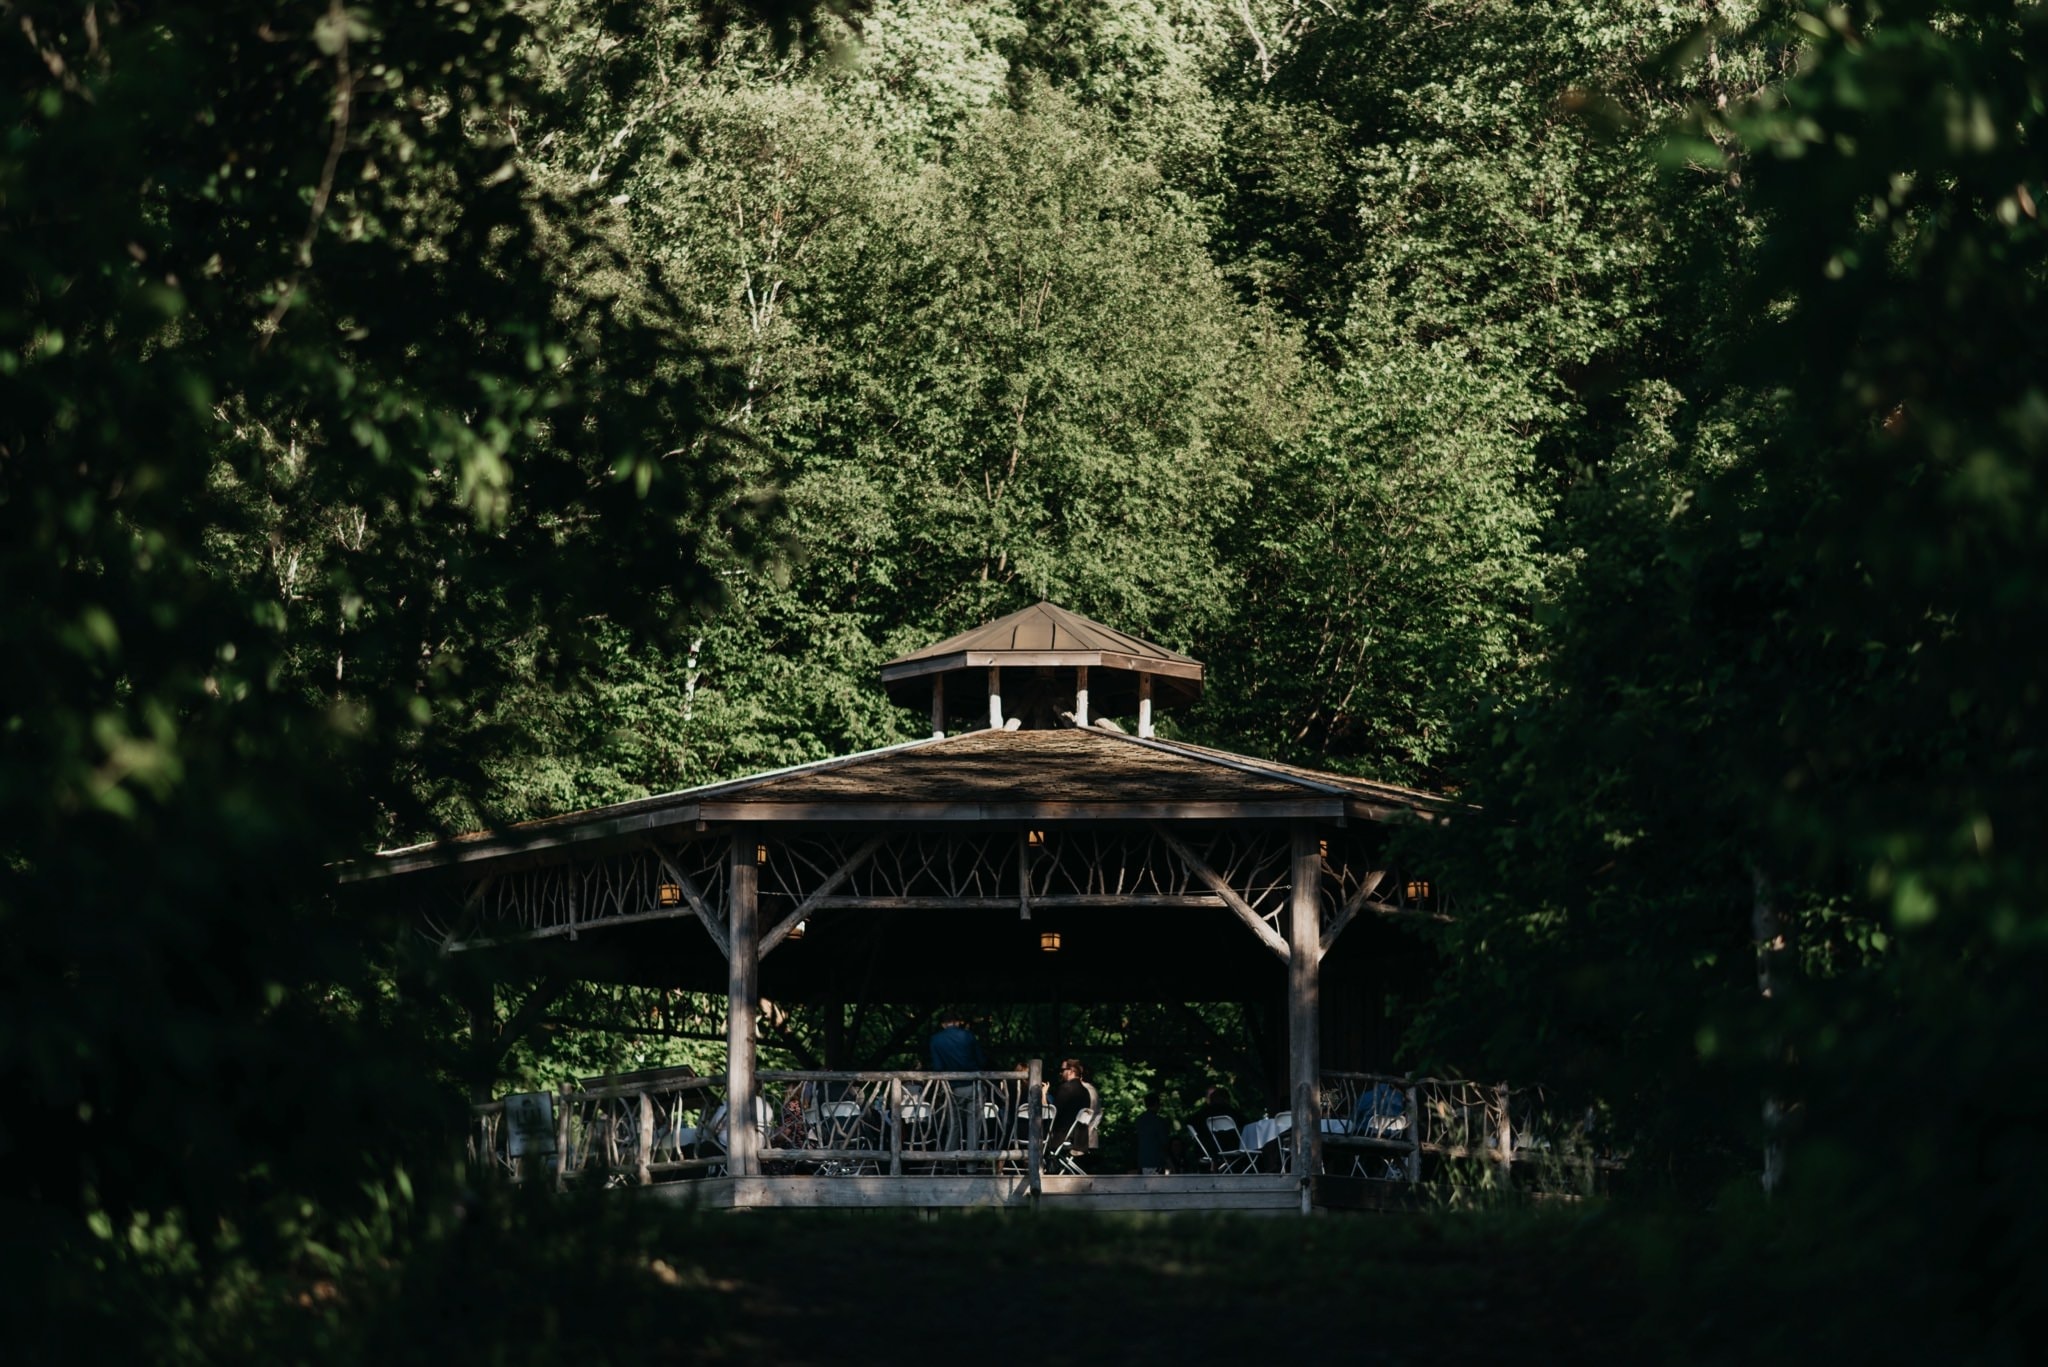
988,667,1004,730
931,674,946,739
1074,665,1090,727
1137,673,1154,737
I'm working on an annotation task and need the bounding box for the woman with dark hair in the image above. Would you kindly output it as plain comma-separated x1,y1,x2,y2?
1050,1057,1093,1159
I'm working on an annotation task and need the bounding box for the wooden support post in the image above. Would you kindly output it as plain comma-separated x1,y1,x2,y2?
1405,1082,1422,1184
554,1081,573,1192
1026,1058,1044,1202
1496,1083,1514,1186
726,833,760,1178
987,667,1004,730
1017,829,1033,921
1074,665,1089,728
888,1076,904,1178
1137,673,1154,737
930,674,946,739
637,1091,654,1186
1288,825,1322,1214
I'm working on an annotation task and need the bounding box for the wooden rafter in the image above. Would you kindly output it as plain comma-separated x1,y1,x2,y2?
648,838,728,959
1151,824,1290,962
1320,868,1387,960
760,836,884,958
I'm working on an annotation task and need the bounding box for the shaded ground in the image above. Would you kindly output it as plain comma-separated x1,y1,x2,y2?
676,1209,1649,1366
362,1199,1666,1367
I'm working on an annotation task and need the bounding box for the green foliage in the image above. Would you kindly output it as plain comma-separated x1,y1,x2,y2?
16,0,2048,1359
0,0,763,1344
1419,3,2048,1350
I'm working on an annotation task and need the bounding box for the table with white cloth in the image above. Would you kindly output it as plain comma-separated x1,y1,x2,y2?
1239,1114,1353,1171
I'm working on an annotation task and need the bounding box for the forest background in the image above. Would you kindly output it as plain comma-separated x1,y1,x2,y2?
2,0,2043,1362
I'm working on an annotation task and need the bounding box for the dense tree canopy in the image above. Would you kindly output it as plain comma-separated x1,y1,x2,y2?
5,1,2046,1360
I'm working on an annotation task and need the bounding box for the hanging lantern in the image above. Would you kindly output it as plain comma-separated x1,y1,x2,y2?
1025,830,1046,848
1039,930,1062,953
756,842,769,865
1404,878,1432,903
657,881,684,908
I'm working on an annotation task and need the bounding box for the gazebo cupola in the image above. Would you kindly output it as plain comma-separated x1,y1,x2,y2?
880,600,1200,739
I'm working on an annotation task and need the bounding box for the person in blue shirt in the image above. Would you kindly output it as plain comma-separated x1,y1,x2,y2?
1351,1081,1407,1136
928,1012,987,1150
927,1012,986,1072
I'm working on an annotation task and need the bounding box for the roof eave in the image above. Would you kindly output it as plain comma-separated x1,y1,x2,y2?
879,651,1203,683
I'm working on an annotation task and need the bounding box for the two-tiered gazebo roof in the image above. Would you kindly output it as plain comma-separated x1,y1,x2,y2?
352,604,1455,1211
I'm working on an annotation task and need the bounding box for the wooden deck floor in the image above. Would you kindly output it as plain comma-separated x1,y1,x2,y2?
648,1172,1308,1214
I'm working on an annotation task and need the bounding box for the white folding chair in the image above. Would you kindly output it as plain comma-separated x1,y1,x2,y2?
815,1097,875,1175
1205,1115,1257,1174
1183,1122,1217,1173
978,1100,1007,1151
698,1096,774,1176
1048,1107,1094,1174
897,1096,939,1172
1007,1101,1055,1172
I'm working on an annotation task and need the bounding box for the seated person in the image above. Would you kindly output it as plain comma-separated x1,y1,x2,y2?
1181,1084,1244,1168
1050,1058,1093,1157
1189,1083,1243,1133
1351,1081,1407,1135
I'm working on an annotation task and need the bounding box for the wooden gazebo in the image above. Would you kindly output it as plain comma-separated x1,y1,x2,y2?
352,603,1475,1212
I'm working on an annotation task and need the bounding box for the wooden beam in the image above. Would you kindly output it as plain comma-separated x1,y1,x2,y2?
698,799,1345,823
1319,868,1388,960
930,673,945,739
760,836,884,957
648,840,728,959
1288,825,1322,1212
1152,825,1290,962
1018,829,1032,921
442,903,713,952
812,894,1222,911
726,833,760,1178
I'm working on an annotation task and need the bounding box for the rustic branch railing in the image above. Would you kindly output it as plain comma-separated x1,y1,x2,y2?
470,1068,730,1187
472,1065,1046,1191
471,1064,1614,1197
1314,1071,1622,1187
756,1067,1043,1181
